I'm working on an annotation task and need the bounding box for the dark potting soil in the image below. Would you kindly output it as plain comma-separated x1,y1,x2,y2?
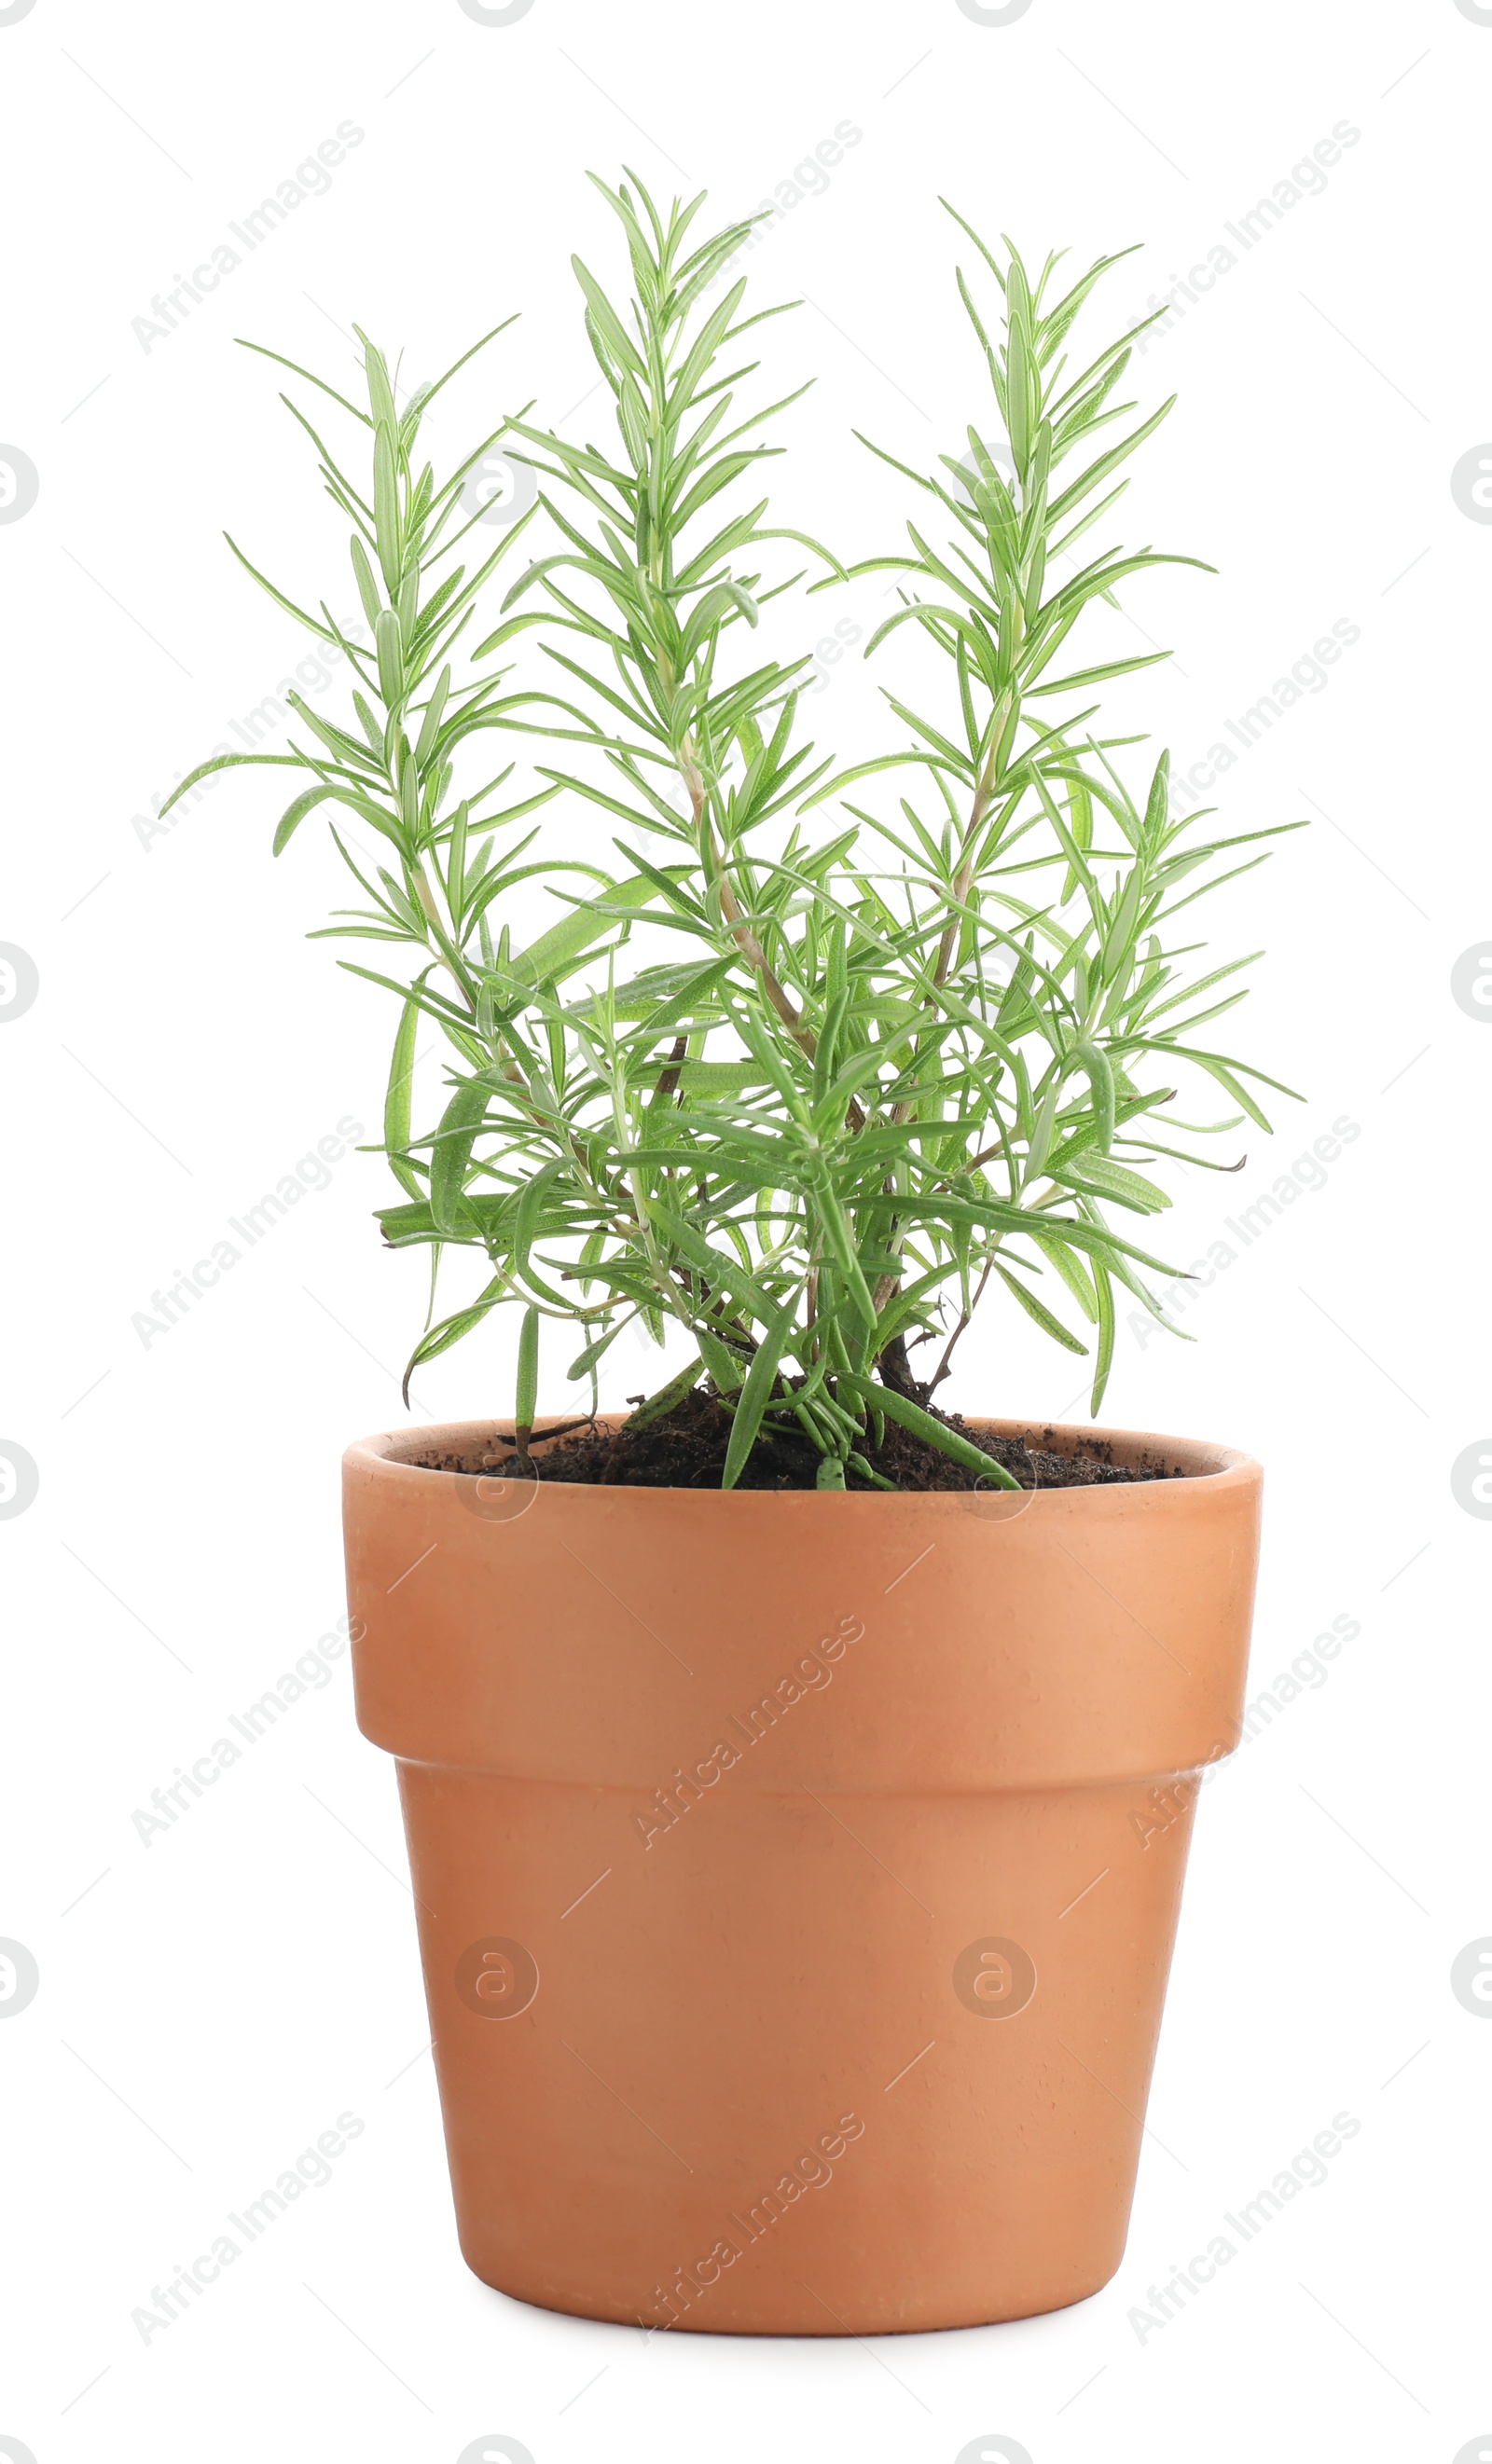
409,1383,1187,1493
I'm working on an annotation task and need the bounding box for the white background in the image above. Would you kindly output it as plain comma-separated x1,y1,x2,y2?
3,0,1489,2457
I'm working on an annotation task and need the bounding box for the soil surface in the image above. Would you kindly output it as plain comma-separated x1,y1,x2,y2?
409,1383,1187,1493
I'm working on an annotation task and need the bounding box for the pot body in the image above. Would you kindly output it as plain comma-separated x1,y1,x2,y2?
343,1414,1261,2334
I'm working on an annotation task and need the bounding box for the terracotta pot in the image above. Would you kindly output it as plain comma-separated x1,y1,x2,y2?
343,1412,1261,2334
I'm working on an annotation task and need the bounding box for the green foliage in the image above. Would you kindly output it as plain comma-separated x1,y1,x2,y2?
171,172,1300,1486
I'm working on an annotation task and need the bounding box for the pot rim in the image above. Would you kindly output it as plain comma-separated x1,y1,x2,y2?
345,1411,1259,1501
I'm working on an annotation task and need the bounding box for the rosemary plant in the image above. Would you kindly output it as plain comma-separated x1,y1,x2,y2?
169,172,1297,1491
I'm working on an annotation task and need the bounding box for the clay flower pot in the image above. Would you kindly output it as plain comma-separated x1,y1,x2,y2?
343,1411,1261,2334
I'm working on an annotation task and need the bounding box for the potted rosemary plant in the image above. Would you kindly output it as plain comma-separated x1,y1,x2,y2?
172,173,1292,2333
